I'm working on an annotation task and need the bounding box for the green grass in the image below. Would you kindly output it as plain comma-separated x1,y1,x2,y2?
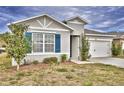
0,62,124,86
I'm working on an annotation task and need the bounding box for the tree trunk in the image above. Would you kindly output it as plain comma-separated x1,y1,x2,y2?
17,64,20,71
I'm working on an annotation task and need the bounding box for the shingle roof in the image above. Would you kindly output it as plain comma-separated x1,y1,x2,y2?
84,29,108,35
63,16,88,24
107,31,124,38
107,31,124,35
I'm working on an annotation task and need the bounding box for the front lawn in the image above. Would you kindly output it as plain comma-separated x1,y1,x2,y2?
0,53,11,70
0,62,124,86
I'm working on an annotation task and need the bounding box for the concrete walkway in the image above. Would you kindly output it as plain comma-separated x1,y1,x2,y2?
90,57,124,68
71,60,96,64
72,57,124,68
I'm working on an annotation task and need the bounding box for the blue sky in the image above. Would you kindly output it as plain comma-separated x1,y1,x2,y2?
0,6,124,33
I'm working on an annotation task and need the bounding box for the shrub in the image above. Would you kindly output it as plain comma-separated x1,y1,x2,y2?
123,49,124,55
61,54,67,62
2,45,6,48
81,35,90,61
112,42,122,56
50,57,58,63
32,60,39,65
56,68,68,72
43,57,58,64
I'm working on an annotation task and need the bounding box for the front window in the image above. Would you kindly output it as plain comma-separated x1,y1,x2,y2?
45,33,54,52
33,33,54,53
33,33,43,52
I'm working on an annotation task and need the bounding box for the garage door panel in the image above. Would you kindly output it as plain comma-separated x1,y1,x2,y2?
89,41,111,57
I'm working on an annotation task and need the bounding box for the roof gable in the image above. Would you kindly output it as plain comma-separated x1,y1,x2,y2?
8,14,74,31
64,16,88,24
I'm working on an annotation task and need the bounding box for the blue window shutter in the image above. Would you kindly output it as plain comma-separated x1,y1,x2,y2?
25,32,32,53
55,34,61,53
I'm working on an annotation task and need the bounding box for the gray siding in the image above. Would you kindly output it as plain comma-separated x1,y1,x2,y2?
66,22,84,35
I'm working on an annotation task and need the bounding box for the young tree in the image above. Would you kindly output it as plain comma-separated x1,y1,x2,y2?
3,24,29,71
112,41,122,56
80,35,90,61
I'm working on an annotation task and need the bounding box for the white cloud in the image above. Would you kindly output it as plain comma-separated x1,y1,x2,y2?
69,7,79,12
107,6,122,12
0,12,15,19
116,17,124,22
95,20,115,28
0,17,8,21
62,11,79,18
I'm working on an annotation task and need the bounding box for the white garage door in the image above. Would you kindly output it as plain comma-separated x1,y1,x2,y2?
89,41,111,57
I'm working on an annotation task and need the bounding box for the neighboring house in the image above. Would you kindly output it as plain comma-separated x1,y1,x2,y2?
8,14,116,65
108,31,124,54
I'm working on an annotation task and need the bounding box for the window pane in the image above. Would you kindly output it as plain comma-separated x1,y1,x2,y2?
45,34,54,43
33,33,43,43
33,44,43,52
45,44,54,52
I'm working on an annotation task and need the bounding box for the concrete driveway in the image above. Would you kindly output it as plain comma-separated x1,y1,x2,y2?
90,57,124,68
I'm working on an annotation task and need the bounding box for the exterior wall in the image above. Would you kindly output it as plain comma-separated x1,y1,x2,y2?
86,35,113,42
12,15,71,66
12,53,70,66
12,30,70,66
66,22,84,35
122,41,124,49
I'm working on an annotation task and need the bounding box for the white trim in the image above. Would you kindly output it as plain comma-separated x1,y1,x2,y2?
44,33,55,53
29,30,56,34
78,37,80,60
31,32,55,54
36,20,44,27
54,34,55,53
27,52,70,56
0,48,5,50
68,21,84,24
44,16,46,28
43,33,45,53
60,33,62,53
32,33,33,53
47,14,74,31
7,14,74,31
88,39,113,42
46,21,53,28
86,33,116,37
29,26,70,31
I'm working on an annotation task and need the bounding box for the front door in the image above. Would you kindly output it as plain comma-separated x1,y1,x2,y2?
71,36,80,60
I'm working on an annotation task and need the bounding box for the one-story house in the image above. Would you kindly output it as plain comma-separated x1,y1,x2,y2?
8,14,116,65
